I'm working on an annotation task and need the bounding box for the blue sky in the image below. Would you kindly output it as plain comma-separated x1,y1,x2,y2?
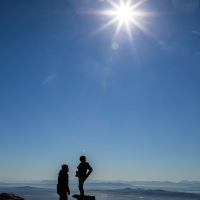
0,0,200,182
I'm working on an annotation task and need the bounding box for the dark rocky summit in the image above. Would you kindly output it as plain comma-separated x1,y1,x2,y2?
72,194,95,200
0,193,24,200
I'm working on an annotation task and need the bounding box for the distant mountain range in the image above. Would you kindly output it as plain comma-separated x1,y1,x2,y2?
85,182,132,187
1,179,200,188
126,180,200,187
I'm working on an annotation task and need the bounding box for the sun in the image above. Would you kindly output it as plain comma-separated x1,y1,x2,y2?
100,0,147,40
112,1,135,23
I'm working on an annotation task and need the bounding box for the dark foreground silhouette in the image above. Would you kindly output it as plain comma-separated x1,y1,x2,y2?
0,193,24,200
72,194,95,200
57,164,70,200
76,156,93,197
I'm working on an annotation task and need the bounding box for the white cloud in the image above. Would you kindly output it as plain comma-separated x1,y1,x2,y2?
192,30,200,35
43,74,56,85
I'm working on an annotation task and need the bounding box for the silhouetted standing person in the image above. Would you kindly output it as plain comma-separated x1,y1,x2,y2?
57,164,70,200
76,156,93,198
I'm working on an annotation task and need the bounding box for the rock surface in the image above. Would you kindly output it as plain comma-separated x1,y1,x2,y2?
0,193,24,200
72,194,95,200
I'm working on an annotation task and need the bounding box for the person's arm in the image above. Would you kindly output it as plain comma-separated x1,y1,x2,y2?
86,164,93,178
67,186,70,195
67,174,70,195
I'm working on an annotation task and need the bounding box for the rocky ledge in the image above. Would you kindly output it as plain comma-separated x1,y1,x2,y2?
0,193,24,200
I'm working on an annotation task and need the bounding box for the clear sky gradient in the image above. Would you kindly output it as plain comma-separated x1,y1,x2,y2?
0,0,200,182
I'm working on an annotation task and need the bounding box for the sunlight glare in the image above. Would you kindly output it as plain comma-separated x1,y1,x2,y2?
115,2,134,22
96,0,154,43
99,0,147,40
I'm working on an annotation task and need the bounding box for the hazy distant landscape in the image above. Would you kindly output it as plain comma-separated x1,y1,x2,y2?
1,180,200,200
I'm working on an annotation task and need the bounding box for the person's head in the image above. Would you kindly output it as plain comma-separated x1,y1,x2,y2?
80,155,86,162
62,164,69,172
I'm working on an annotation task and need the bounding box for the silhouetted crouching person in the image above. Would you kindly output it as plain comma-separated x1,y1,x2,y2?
57,164,70,200
76,156,93,198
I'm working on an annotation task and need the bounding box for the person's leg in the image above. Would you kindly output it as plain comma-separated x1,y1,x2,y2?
78,178,85,196
59,192,67,200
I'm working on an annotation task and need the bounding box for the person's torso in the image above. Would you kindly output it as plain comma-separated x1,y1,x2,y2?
58,170,68,185
78,162,90,176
